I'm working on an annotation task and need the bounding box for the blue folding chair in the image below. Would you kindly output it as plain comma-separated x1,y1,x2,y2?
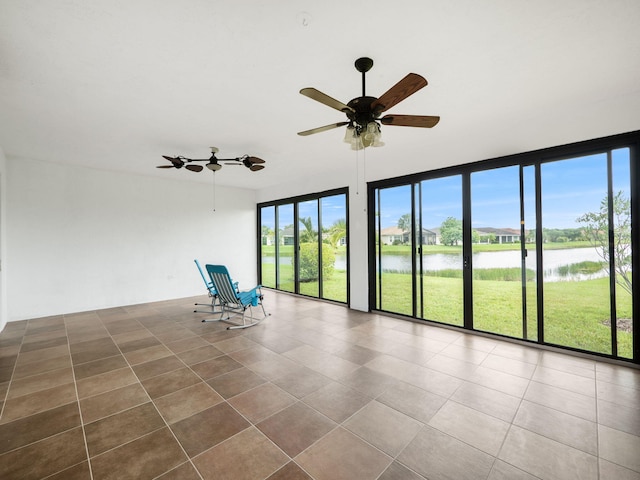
203,264,269,329
193,259,221,313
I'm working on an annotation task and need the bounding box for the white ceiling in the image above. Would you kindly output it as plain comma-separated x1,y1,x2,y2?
1,0,639,191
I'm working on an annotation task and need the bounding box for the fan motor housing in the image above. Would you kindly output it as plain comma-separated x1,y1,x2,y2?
354,57,373,73
346,96,379,127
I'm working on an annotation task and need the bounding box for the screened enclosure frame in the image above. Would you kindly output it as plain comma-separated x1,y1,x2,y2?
367,131,640,364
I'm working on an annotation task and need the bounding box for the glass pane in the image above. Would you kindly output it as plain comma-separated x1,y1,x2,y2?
523,166,538,341
419,176,463,326
376,185,413,315
612,148,632,358
277,204,295,292
542,154,611,354
298,199,319,297
321,194,347,302
260,206,276,288
471,167,524,337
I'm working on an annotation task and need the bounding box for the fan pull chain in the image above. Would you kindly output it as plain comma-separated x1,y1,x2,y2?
212,172,216,213
362,147,366,191
355,146,366,197
356,148,360,195
362,147,367,212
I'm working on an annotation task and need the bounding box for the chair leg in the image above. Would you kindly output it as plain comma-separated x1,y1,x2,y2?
200,293,270,330
201,301,226,323
195,295,222,314
225,303,270,330
258,301,269,319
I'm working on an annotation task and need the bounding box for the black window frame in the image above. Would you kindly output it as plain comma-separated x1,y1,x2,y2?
367,130,640,364
257,187,350,305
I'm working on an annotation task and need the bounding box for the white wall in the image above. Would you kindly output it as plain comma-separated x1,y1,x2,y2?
347,188,369,312
6,157,257,322
0,147,7,331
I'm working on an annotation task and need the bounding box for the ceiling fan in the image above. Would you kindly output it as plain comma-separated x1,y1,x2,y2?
157,147,266,172
298,57,439,149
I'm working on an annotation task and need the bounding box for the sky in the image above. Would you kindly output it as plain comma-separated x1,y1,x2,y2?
377,148,630,230
260,193,347,230
261,148,631,233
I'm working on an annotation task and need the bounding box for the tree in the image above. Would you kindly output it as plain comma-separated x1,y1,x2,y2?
576,191,631,295
327,218,347,248
299,216,317,243
440,217,462,246
525,229,536,243
397,214,412,233
261,225,273,245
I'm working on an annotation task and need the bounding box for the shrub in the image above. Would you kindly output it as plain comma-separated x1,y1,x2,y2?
299,243,335,282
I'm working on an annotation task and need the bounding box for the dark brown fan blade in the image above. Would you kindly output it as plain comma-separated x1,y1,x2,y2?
300,88,355,113
298,121,350,136
371,73,428,113
249,164,265,172
156,165,175,168
185,164,203,172
380,114,440,128
246,156,265,164
162,155,184,168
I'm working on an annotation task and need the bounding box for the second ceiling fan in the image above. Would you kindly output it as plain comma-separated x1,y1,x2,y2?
298,57,440,149
157,147,265,172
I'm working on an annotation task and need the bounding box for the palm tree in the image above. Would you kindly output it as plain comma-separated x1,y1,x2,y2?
328,218,347,248
299,216,316,243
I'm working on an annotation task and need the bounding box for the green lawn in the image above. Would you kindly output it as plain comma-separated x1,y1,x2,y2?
260,242,633,359
260,261,347,303
379,272,632,358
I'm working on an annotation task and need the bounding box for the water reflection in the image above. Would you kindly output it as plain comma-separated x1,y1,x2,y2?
263,247,608,282
372,247,606,282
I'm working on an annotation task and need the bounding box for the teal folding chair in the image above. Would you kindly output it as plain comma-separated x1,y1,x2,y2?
203,264,269,329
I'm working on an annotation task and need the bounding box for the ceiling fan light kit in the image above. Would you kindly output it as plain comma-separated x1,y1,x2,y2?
206,161,222,171
344,121,384,150
157,147,266,173
298,57,440,148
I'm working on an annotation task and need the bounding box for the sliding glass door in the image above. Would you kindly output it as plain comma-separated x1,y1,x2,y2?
322,194,348,303
417,176,464,326
277,204,295,292
374,185,413,315
298,199,319,297
470,166,537,339
373,177,465,324
369,132,637,362
541,150,633,357
258,188,349,304
260,206,276,288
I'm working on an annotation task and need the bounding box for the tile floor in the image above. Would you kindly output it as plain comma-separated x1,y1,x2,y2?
0,291,639,480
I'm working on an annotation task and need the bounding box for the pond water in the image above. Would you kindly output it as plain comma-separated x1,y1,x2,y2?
264,247,609,282
353,247,606,282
